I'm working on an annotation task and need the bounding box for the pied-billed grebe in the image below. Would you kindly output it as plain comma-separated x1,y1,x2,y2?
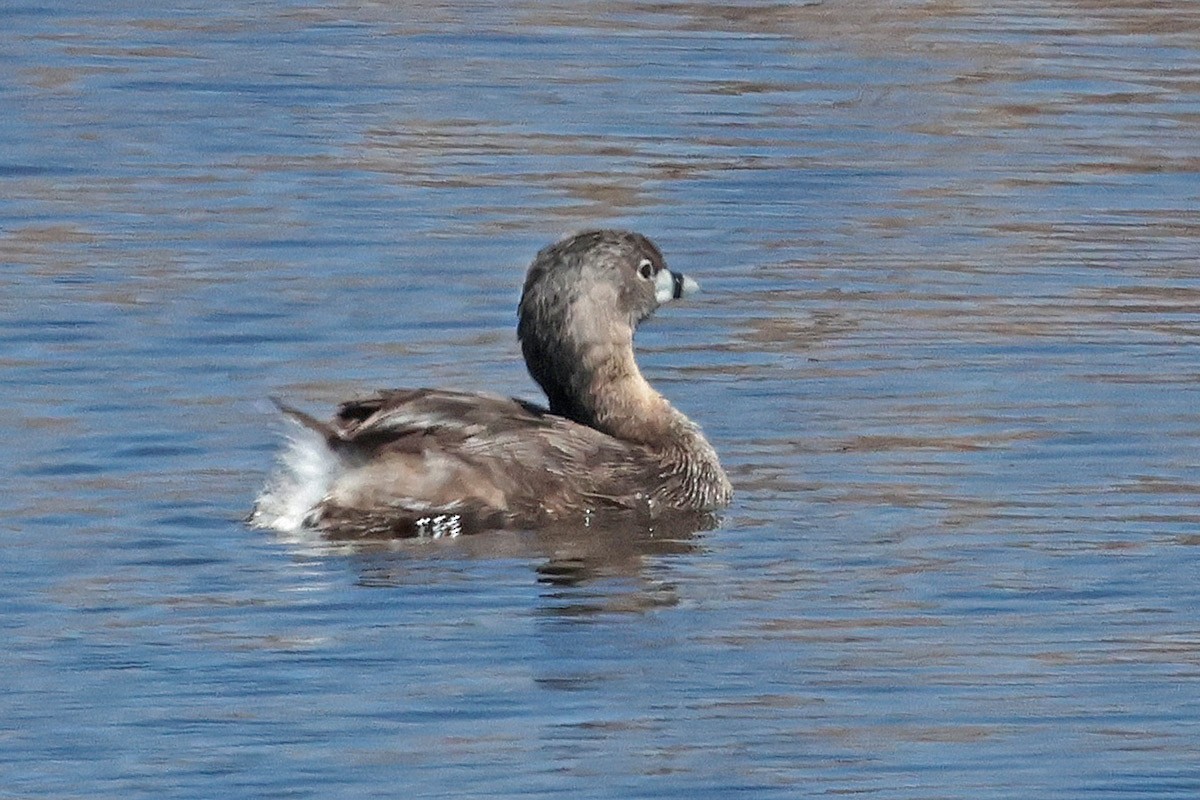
250,229,732,538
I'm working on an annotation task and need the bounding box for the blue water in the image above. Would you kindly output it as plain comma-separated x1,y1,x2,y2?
3,2,1199,798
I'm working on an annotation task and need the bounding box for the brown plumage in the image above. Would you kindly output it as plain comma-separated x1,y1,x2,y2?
250,229,732,538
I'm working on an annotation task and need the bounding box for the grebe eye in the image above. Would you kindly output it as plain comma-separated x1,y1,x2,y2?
637,259,654,280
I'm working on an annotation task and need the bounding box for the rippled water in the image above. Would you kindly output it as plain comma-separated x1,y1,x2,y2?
3,2,1199,797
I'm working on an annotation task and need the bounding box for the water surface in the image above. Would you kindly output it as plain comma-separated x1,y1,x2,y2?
3,2,1199,798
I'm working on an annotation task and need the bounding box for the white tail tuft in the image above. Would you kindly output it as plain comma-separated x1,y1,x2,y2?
249,423,342,533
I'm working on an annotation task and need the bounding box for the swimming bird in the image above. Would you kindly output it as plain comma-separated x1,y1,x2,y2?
250,229,732,538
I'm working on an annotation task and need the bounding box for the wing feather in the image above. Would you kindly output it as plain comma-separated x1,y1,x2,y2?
280,388,660,535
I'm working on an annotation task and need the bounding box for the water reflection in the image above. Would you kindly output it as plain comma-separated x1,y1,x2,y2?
281,512,713,617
